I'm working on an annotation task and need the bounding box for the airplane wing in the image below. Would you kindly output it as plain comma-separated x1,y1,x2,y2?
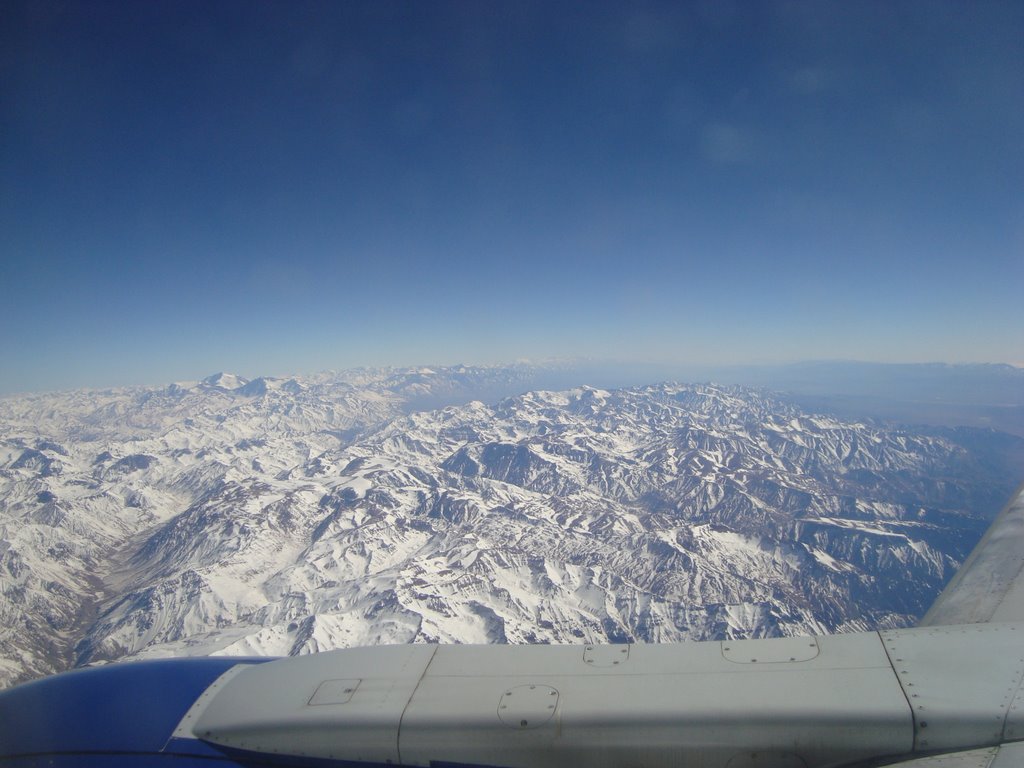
918,483,1024,626
882,742,1024,767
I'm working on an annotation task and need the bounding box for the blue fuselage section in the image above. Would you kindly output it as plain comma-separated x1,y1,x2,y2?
0,658,274,767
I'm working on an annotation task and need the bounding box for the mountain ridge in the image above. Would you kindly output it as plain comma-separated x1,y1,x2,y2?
1,365,1021,689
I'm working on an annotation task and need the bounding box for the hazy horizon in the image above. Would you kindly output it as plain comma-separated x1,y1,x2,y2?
2,355,1021,399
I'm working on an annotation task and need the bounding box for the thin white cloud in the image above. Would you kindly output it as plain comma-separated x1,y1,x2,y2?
700,122,754,164
787,67,832,94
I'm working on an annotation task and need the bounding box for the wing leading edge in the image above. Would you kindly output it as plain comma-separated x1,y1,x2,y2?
919,483,1024,627
878,742,1024,767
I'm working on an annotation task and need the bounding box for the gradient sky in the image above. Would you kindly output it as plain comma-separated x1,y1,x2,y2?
2,1,1022,394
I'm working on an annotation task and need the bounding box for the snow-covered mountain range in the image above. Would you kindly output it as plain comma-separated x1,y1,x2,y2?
1,365,1021,690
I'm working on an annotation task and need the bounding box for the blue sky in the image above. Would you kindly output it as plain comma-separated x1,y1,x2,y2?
1,1,1022,393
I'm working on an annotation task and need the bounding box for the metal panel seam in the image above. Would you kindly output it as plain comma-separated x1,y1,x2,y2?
1001,653,1024,742
877,630,919,748
396,645,439,766
162,664,251,751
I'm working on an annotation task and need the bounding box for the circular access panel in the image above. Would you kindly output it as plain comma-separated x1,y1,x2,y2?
497,684,559,729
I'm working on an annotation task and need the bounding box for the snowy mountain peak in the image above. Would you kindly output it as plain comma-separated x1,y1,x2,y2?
201,372,248,390
0,365,1021,690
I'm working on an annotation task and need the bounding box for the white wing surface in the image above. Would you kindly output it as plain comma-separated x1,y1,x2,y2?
880,742,1024,767
919,485,1024,626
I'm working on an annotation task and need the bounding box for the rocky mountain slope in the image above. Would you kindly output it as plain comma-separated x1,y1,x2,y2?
1,365,1020,689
